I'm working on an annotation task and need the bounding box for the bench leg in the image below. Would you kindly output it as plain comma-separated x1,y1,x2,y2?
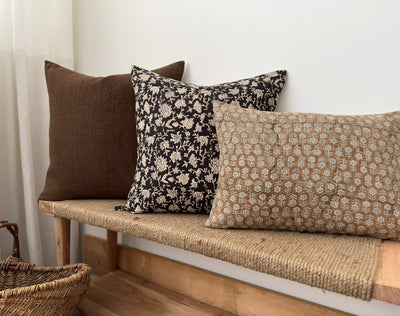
107,230,117,271
54,216,70,265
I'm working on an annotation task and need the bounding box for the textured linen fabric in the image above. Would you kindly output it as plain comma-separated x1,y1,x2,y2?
206,101,400,240
120,66,286,214
39,61,185,200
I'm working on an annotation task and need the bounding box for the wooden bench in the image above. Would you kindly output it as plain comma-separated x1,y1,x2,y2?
39,199,400,314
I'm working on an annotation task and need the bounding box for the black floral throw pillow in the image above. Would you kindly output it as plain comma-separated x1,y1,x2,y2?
119,65,286,214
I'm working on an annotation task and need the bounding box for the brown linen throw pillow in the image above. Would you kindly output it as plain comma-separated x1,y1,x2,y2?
206,101,400,240
39,60,185,200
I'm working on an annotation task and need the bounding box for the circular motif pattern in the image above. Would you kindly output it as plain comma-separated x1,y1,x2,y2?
206,103,400,240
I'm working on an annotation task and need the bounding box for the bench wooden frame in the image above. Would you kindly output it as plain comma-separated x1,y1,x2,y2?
40,202,400,309
83,234,352,315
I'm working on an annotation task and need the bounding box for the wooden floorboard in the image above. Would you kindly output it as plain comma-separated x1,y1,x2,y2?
78,270,232,316
78,298,119,316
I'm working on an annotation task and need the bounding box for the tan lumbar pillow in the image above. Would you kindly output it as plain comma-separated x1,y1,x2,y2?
206,101,400,240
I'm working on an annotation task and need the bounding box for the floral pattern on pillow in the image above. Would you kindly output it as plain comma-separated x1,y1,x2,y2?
119,66,286,214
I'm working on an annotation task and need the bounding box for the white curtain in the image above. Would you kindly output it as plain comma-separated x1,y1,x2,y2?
0,0,77,266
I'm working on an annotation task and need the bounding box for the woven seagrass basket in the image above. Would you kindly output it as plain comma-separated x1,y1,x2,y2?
0,220,91,316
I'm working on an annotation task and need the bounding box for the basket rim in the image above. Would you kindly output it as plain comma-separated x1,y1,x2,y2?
0,262,91,300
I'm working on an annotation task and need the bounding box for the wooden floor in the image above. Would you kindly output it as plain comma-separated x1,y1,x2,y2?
78,270,232,315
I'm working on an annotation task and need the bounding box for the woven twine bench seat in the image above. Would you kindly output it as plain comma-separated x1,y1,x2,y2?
39,199,400,308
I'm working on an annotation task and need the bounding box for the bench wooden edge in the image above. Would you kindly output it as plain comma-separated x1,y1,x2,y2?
39,200,117,271
39,200,55,216
373,240,400,305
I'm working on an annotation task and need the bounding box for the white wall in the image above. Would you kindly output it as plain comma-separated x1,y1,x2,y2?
73,1,400,315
